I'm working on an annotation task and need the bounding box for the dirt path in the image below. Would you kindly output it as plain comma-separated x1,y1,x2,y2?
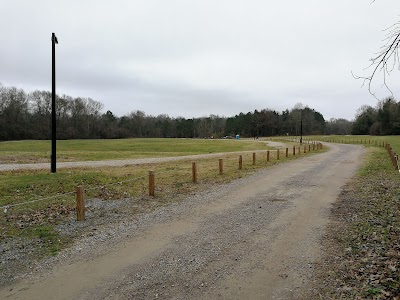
0,150,271,171
0,143,365,300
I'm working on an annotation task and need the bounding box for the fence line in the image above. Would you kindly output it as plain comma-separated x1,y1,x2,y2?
302,136,399,173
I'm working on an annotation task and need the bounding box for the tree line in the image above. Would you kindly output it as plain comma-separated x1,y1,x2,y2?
352,97,400,135
0,83,360,141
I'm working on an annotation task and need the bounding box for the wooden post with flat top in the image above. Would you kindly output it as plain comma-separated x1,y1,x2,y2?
239,155,243,170
192,162,197,183
76,186,85,221
219,159,223,175
149,171,155,197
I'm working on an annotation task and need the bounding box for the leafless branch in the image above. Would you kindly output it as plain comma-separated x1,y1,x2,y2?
353,21,400,99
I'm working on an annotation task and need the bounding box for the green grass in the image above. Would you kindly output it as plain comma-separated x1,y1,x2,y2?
0,138,271,163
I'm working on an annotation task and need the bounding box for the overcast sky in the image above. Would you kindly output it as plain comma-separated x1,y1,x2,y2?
1,0,400,120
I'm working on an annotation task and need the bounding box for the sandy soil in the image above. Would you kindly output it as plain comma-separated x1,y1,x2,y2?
0,143,365,300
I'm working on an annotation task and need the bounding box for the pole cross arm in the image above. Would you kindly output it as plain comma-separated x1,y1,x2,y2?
52,33,58,44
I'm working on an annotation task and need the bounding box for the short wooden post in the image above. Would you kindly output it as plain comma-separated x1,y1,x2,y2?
293,146,296,155
277,149,280,160
267,150,270,162
149,170,155,197
192,162,197,183
285,148,288,158
304,146,306,153
313,143,315,151
239,155,243,170
219,159,223,175
253,152,256,165
309,145,311,152
76,186,85,221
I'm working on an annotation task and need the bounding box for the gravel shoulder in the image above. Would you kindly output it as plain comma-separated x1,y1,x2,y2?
0,143,365,300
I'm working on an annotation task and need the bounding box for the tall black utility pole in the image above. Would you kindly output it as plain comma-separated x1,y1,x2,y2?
300,109,303,145
51,33,58,173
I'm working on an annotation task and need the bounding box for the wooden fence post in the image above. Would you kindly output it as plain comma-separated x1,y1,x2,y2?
313,143,315,151
149,170,155,197
293,146,296,155
76,186,85,221
253,152,256,165
277,149,280,160
239,155,243,170
192,162,197,183
285,148,288,158
219,159,223,175
267,150,270,162
304,146,306,153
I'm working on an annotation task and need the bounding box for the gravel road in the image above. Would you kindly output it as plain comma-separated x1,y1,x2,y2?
0,150,271,171
0,143,365,300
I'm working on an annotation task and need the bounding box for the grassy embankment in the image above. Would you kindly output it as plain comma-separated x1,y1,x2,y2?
0,138,323,256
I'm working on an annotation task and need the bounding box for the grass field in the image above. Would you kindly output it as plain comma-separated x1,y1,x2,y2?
0,138,271,164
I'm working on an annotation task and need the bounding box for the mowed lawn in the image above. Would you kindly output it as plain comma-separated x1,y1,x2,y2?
0,138,270,164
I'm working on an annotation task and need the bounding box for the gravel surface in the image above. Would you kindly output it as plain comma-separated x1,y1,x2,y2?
0,150,271,171
0,143,365,300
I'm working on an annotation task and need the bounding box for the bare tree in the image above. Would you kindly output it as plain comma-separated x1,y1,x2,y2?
353,1,400,98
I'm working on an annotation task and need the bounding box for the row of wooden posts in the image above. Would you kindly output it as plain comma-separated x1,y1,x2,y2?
75,143,323,221
386,143,399,171
323,138,387,147
323,138,398,171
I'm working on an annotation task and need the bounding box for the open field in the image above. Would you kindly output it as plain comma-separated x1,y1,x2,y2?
0,138,271,164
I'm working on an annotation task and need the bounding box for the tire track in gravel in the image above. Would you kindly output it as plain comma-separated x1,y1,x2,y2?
0,143,365,300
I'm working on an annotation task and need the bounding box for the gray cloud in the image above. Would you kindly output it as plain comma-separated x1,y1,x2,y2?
1,0,399,121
